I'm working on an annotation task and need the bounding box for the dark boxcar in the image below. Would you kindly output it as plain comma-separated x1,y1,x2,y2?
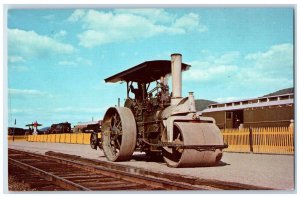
45,122,72,134
73,121,102,133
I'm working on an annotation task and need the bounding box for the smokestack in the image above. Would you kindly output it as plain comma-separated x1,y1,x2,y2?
171,53,182,105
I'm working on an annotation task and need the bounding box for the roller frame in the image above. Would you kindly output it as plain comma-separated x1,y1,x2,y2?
165,113,216,142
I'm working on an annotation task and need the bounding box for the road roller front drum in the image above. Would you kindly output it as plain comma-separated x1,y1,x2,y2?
162,122,224,168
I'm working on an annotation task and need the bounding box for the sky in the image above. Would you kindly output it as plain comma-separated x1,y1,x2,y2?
6,7,294,128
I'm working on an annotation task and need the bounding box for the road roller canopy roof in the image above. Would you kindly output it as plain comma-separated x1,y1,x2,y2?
105,60,190,83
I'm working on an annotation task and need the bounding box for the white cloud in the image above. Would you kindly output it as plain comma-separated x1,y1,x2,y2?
238,43,293,88
184,63,237,82
8,28,76,58
173,13,207,32
67,9,86,22
115,9,174,23
245,43,293,73
9,88,52,97
43,14,55,20
53,30,67,39
214,51,240,65
68,9,207,47
58,60,76,66
183,51,240,83
183,44,293,91
58,57,92,66
10,108,33,114
8,56,26,63
11,65,29,72
235,69,293,89
8,55,29,72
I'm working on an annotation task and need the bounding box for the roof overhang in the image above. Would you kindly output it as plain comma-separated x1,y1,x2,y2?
201,99,294,113
104,60,190,83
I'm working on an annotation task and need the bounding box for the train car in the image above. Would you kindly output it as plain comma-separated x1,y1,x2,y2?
44,122,72,134
201,94,294,129
73,120,102,133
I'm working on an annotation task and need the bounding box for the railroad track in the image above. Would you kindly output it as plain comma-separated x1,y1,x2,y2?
8,149,272,191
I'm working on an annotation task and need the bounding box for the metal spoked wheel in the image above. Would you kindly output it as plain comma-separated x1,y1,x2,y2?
101,107,137,162
107,113,122,155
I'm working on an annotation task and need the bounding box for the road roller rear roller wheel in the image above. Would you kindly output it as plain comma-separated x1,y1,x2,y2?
101,107,137,162
162,122,224,168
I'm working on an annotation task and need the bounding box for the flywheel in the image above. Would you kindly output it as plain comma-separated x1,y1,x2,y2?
101,107,137,162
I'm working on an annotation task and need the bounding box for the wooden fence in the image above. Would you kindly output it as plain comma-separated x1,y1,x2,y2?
26,133,92,145
221,127,294,154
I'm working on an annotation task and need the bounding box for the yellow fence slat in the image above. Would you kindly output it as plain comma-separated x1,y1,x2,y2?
83,133,91,144
77,133,84,144
70,134,77,144
60,134,66,143
55,134,60,143
50,134,55,143
65,134,71,143
38,135,42,142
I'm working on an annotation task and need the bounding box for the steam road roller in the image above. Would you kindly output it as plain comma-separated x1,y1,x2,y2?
92,54,227,167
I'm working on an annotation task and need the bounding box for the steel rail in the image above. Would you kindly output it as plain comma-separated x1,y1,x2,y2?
8,157,90,190
8,149,205,190
41,154,202,190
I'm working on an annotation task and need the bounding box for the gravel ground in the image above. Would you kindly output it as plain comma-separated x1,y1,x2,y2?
8,176,35,191
7,141,295,190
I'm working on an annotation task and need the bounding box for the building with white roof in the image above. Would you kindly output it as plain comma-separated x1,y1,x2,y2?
201,93,294,129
